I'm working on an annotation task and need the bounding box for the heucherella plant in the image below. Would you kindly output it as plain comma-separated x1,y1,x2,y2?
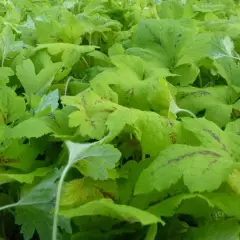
1,0,240,239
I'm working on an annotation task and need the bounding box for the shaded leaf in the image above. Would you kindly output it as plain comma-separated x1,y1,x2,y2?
186,219,240,240
60,198,163,225
0,167,52,184
0,86,25,124
16,203,71,240
0,67,14,85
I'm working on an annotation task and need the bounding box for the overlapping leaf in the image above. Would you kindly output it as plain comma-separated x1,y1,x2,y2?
1,1,240,240
16,59,62,96
185,220,240,240
181,117,240,161
176,86,239,127
66,141,121,180
16,204,71,240
0,86,25,124
63,88,182,156
148,192,240,220
60,178,117,207
135,144,233,194
127,19,211,85
0,167,52,184
60,198,163,225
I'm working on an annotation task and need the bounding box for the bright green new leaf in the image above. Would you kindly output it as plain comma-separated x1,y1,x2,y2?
62,89,117,139
106,107,140,137
63,86,179,150
171,64,199,86
10,117,53,139
108,43,125,57
107,108,182,156
135,144,233,195
0,67,14,85
225,119,240,135
133,111,181,156
31,50,53,73
90,54,174,113
2,1,240,240
60,198,163,225
0,139,40,171
16,59,62,96
35,7,84,45
68,108,108,140
36,43,96,67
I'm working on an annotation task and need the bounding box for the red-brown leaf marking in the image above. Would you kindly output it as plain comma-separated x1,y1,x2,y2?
203,128,227,152
168,150,221,165
203,159,218,174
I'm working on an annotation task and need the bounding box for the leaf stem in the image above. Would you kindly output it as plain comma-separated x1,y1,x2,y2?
180,109,196,118
81,56,90,68
199,72,203,88
0,203,18,212
89,33,92,46
52,165,70,240
64,76,73,96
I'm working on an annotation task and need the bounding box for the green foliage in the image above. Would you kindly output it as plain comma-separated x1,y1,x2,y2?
0,86,25,124
16,59,62,96
0,167,52,184
135,145,233,194
60,198,163,225
1,0,240,239
185,220,240,240
66,141,121,180
15,204,71,240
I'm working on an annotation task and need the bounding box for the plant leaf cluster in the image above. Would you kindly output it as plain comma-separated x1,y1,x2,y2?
1,0,240,239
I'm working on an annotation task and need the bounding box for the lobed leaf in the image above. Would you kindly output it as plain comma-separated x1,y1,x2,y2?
135,144,233,194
